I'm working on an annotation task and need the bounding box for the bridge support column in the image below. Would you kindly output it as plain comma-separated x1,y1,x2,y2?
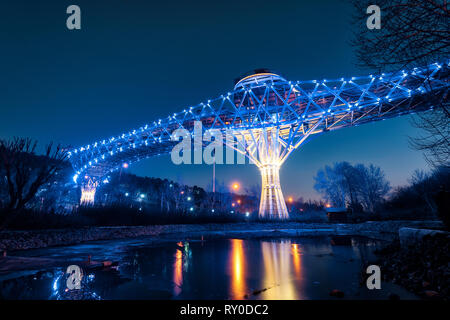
254,128,289,219
80,177,98,205
230,127,290,219
258,164,288,219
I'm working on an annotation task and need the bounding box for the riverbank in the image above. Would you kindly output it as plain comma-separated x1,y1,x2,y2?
376,232,449,300
0,220,442,251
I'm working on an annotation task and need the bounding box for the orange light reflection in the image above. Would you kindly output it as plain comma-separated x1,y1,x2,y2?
260,241,304,300
173,248,183,295
230,239,246,299
291,243,301,278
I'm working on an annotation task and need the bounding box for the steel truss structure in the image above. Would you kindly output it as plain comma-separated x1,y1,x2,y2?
69,61,449,218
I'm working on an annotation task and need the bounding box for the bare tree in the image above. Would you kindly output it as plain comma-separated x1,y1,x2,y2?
408,169,437,212
350,0,449,71
314,164,347,207
0,137,67,211
337,162,363,210
172,183,185,212
355,164,391,212
350,0,450,167
314,162,390,212
409,108,450,168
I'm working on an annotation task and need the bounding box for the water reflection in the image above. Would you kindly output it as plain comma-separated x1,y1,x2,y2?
291,243,302,279
260,240,303,300
50,269,101,300
228,239,304,299
229,239,246,299
173,247,183,295
0,236,418,300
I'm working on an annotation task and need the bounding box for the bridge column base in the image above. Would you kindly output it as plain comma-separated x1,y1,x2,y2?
80,178,98,205
258,164,289,219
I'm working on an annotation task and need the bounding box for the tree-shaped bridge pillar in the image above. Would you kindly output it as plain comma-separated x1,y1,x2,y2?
231,121,323,219
80,177,98,205
259,163,288,219
254,128,288,219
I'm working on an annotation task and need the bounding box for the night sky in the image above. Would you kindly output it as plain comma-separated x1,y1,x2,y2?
0,0,429,200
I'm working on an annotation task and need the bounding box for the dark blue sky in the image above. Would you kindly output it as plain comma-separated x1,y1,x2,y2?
0,0,429,199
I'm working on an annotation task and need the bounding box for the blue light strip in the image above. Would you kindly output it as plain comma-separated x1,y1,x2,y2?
69,61,449,184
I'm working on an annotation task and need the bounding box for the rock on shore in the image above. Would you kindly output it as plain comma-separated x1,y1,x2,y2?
377,232,449,300
399,227,450,247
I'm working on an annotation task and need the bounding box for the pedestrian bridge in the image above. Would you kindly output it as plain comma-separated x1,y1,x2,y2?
68,61,450,218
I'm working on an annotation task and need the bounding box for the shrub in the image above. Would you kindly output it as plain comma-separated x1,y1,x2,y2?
0,205,250,230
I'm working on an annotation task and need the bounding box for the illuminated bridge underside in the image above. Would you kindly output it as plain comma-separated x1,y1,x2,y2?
69,62,449,218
